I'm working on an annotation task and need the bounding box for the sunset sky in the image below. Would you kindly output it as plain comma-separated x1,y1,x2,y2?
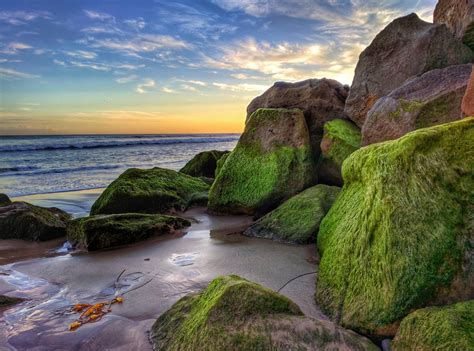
1,0,436,135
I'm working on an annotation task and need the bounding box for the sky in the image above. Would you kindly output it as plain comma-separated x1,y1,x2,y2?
0,0,437,135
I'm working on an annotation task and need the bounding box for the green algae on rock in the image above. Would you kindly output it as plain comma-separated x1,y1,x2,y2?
180,150,229,178
214,152,230,178
318,119,361,186
244,184,340,244
150,275,378,351
392,300,474,351
0,201,71,241
315,117,474,337
90,167,210,215
67,213,190,251
208,108,314,215
0,194,11,206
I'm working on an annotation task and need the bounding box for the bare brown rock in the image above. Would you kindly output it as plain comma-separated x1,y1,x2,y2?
362,64,472,145
434,0,474,50
246,78,349,156
345,13,473,128
462,65,474,116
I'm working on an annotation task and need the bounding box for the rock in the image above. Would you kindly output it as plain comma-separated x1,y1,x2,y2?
150,275,378,351
362,64,472,145
0,295,22,308
0,193,11,206
214,152,230,178
434,0,474,50
208,108,314,215
246,79,349,157
462,65,474,116
180,150,229,178
244,184,340,244
392,300,474,351
315,118,474,337
0,202,71,241
67,213,190,251
318,119,361,186
90,167,210,215
345,13,473,128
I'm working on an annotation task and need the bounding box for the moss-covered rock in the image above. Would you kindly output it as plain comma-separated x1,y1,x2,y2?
318,119,361,186
180,150,229,178
150,275,378,351
0,295,23,308
0,193,11,206
208,108,315,215
244,185,340,244
0,202,71,241
214,152,230,178
91,167,210,215
392,301,474,351
315,117,474,337
67,213,190,251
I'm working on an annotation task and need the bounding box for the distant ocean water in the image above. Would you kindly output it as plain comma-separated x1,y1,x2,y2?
0,134,239,196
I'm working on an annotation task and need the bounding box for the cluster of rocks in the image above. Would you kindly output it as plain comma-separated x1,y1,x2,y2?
1,0,473,349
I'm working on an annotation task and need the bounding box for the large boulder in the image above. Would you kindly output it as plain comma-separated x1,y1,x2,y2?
316,118,474,337
434,0,474,50
246,79,349,156
0,295,22,308
208,108,314,216
463,65,474,116
150,275,378,351
90,167,210,215
180,150,229,178
0,201,70,241
345,13,473,128
67,213,190,251
318,119,361,186
362,64,472,145
244,184,340,244
0,194,11,206
392,300,474,351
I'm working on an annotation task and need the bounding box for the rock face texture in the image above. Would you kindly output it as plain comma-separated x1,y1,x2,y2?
208,108,314,216
150,275,378,351
246,79,349,156
318,119,361,186
362,64,472,145
316,118,474,337
67,214,190,251
434,0,474,50
462,65,474,116
244,184,340,244
345,13,473,128
392,300,474,351
0,201,70,241
91,167,210,215
0,194,11,206
179,150,229,178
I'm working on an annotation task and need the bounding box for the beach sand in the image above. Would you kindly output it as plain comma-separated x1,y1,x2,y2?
0,190,321,350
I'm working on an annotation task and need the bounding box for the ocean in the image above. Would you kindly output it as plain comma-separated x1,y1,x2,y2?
0,134,239,197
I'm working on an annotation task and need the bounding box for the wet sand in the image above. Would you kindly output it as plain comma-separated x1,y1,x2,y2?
1,190,321,350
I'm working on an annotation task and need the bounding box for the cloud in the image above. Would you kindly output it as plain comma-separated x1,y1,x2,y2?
70,110,163,120
162,87,177,93
136,79,155,93
186,80,207,86
181,84,198,92
65,50,97,59
83,10,115,22
0,42,33,54
212,82,268,92
0,67,39,80
81,25,122,34
124,18,146,30
116,74,139,84
0,10,52,25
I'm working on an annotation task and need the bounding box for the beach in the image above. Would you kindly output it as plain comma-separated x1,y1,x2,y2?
0,189,320,350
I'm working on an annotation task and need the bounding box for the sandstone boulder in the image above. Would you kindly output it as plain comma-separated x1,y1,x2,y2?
362,64,471,145
246,79,349,156
179,150,229,179
434,0,474,50
316,118,474,337
345,13,473,128
208,108,314,215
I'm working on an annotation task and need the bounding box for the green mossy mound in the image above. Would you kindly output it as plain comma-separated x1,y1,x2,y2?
208,108,314,215
392,301,474,351
0,202,71,241
0,295,23,308
150,275,378,351
214,152,230,178
91,167,210,215
316,117,474,336
67,213,190,251
0,194,11,206
180,150,229,178
244,184,340,244
318,119,361,186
